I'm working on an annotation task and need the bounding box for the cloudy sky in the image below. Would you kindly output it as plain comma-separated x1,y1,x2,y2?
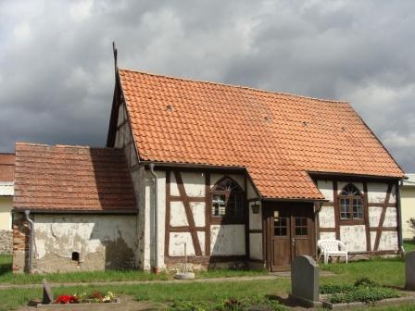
1,0,414,172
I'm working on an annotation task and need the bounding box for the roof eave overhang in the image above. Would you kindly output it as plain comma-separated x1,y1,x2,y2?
140,160,247,172
261,197,328,203
307,171,404,181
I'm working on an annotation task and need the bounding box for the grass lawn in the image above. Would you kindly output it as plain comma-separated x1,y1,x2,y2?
404,239,415,252
0,254,268,285
0,253,414,310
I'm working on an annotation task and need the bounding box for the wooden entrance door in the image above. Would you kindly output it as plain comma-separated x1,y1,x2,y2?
267,203,315,272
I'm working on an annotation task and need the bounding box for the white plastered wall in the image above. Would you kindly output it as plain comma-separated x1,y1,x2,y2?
0,197,12,231
401,185,415,240
33,214,137,273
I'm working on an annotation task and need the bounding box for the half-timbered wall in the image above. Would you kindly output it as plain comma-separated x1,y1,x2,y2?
163,171,252,270
247,181,263,264
317,179,399,253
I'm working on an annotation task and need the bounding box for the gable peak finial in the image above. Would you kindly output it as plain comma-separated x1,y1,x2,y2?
112,41,118,71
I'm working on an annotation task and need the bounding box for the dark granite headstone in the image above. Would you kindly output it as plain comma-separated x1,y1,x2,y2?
405,252,415,290
42,279,53,304
289,255,321,307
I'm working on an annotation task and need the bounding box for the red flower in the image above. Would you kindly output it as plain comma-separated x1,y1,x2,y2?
55,295,78,304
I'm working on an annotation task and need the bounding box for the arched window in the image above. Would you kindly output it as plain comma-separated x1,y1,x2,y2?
339,184,364,221
211,177,244,218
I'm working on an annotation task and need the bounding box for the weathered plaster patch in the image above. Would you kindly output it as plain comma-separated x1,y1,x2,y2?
367,183,396,204
319,232,336,240
191,202,205,227
317,180,334,202
170,202,205,227
249,233,262,260
371,231,399,251
181,172,205,197
169,232,195,256
383,207,398,227
33,215,136,273
210,225,245,256
369,206,383,227
170,201,188,226
340,225,366,252
319,205,335,228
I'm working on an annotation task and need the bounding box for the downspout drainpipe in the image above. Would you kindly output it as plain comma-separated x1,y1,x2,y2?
397,179,405,257
149,164,159,273
24,210,34,274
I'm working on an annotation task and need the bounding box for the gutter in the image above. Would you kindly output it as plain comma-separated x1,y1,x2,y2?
24,210,34,273
149,164,159,273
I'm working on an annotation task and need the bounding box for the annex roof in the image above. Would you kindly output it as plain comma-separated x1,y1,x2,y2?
118,69,404,200
403,174,415,187
0,153,15,182
14,142,136,212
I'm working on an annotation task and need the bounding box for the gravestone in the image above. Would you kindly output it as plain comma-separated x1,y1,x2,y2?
405,251,415,290
289,255,321,307
42,279,53,304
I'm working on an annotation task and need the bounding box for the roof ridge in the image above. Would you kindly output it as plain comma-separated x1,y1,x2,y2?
16,142,122,151
119,68,349,104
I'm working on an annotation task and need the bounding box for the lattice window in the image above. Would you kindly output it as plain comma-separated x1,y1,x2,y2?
339,184,364,221
211,177,244,218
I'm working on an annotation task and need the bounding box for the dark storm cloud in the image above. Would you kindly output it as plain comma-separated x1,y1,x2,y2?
0,0,414,172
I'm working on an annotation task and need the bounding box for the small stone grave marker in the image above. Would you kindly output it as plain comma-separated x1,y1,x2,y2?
42,279,53,304
289,255,321,307
405,251,415,290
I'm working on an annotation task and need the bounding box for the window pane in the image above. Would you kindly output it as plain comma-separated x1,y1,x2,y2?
274,217,288,236
212,194,226,216
353,198,363,219
340,198,351,219
211,178,244,218
294,217,308,236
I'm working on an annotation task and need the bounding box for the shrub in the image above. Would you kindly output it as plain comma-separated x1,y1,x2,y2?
353,277,379,288
328,287,399,304
167,297,287,311
408,218,415,239
320,284,355,294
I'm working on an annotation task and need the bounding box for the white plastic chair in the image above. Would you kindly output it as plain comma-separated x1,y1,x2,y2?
317,239,348,264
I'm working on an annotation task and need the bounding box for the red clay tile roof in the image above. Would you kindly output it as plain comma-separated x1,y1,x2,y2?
14,143,136,212
0,154,15,182
118,69,404,200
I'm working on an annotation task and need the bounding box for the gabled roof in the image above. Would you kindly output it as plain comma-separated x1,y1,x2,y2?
14,143,136,212
116,69,404,200
0,153,15,182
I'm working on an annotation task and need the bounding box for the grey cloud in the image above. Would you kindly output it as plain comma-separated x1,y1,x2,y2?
0,0,414,172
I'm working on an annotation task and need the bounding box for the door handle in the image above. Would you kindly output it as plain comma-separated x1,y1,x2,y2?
292,238,295,246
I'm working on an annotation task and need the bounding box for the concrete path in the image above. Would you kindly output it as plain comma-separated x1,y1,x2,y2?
0,275,280,290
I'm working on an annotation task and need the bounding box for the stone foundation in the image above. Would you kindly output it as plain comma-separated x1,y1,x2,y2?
0,230,12,254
